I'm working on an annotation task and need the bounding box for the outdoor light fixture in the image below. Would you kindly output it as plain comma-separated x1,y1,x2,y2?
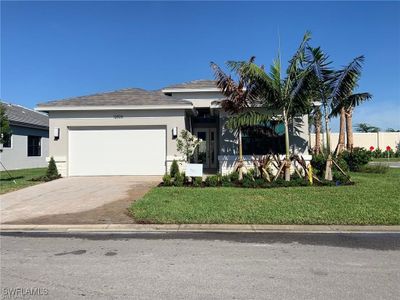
54,127,60,140
172,127,178,138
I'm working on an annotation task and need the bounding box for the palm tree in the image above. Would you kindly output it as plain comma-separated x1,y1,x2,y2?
210,57,263,180
306,48,366,180
332,93,372,151
227,32,313,181
355,122,379,133
330,57,372,153
311,107,323,154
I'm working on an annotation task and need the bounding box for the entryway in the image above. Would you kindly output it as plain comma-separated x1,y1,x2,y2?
193,128,217,170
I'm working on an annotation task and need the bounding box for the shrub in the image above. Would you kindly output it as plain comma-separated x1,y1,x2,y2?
192,177,203,187
229,171,240,183
46,157,59,178
372,148,382,158
170,160,180,178
332,171,350,185
341,147,371,171
359,164,389,174
221,175,232,187
205,175,219,187
162,174,173,186
242,176,256,188
174,172,185,187
311,154,349,177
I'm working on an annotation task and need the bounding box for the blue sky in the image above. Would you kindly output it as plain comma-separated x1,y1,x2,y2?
1,1,399,131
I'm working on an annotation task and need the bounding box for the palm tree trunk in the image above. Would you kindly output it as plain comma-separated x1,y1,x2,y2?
283,109,291,181
346,107,354,151
323,104,333,181
238,127,244,181
335,107,346,155
314,109,322,154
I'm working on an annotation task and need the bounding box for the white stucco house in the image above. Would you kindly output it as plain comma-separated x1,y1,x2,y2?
0,102,49,170
36,80,310,177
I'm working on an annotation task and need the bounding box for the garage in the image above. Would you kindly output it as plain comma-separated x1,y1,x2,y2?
68,127,166,176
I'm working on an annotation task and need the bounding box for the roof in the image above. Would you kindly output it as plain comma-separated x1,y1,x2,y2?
37,88,192,109
1,102,48,129
163,79,217,90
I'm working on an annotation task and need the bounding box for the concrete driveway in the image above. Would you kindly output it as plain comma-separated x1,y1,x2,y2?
0,176,159,224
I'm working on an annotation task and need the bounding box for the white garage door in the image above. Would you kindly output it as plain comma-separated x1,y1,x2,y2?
69,127,166,176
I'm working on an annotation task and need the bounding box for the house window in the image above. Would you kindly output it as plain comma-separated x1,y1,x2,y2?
28,136,41,156
2,133,12,148
242,121,285,155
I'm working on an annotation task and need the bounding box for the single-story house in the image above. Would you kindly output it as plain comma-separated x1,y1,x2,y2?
0,102,49,170
36,80,310,177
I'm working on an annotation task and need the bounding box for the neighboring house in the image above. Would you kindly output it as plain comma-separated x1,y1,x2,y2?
36,80,310,177
0,102,49,170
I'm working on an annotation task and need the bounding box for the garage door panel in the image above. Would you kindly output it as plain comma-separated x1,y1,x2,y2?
69,128,166,176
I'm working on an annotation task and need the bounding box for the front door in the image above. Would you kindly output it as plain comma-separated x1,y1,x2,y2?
193,128,217,169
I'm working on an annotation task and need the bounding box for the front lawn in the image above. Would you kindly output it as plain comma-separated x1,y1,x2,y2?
0,168,47,194
130,169,400,225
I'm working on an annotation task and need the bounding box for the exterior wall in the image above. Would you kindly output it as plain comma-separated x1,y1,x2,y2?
218,111,311,175
48,109,187,177
310,132,400,151
0,125,49,170
169,91,224,108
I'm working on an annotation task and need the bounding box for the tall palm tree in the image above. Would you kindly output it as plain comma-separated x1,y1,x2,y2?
330,58,372,153
227,32,313,181
210,57,263,179
306,48,366,179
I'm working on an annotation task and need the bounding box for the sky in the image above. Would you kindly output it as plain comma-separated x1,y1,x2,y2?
1,1,399,131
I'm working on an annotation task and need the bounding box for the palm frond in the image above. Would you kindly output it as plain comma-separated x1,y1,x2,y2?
330,92,372,117
225,111,276,130
330,56,365,101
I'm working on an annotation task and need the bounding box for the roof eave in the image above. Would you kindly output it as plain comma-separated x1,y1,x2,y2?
161,88,220,93
35,104,194,112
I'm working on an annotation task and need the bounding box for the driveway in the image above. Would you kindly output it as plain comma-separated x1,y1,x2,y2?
0,176,159,224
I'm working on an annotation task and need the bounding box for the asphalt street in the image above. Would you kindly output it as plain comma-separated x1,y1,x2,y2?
1,232,399,299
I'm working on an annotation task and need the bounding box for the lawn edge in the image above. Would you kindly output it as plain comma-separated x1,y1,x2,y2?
1,224,400,233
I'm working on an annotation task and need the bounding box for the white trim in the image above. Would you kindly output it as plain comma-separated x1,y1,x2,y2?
162,88,221,93
35,104,193,112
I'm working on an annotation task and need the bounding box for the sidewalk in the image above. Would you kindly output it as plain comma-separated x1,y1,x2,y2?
1,224,400,233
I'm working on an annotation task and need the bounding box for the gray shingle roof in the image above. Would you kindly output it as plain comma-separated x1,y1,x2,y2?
37,88,192,108
1,102,48,129
164,79,217,90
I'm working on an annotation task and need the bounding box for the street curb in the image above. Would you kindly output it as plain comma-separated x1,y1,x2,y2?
1,224,400,234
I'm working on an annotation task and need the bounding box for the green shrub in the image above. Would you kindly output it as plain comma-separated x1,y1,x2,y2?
333,171,350,184
242,176,256,188
162,174,173,186
359,164,389,174
221,175,232,187
229,171,240,183
170,160,180,178
341,147,371,171
174,172,184,187
205,175,219,187
372,148,382,158
192,177,203,187
311,154,349,176
46,157,59,178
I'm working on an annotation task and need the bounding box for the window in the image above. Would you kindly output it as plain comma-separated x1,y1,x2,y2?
28,136,41,156
242,121,285,155
2,133,12,148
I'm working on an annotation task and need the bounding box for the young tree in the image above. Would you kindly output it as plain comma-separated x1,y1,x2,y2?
0,103,11,145
210,57,263,180
176,129,202,162
355,122,379,133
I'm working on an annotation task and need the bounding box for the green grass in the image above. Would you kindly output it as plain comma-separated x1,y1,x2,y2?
0,168,47,194
130,169,400,225
371,157,400,162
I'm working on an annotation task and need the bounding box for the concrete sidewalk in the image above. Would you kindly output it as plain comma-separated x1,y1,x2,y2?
1,224,400,233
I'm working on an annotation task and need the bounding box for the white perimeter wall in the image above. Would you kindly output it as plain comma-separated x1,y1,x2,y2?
310,132,400,151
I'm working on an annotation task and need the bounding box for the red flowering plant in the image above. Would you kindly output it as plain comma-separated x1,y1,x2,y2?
369,146,375,152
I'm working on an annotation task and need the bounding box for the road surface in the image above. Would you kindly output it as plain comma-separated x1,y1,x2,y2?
1,232,399,299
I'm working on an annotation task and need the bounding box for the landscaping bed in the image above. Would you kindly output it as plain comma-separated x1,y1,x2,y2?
130,169,400,225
